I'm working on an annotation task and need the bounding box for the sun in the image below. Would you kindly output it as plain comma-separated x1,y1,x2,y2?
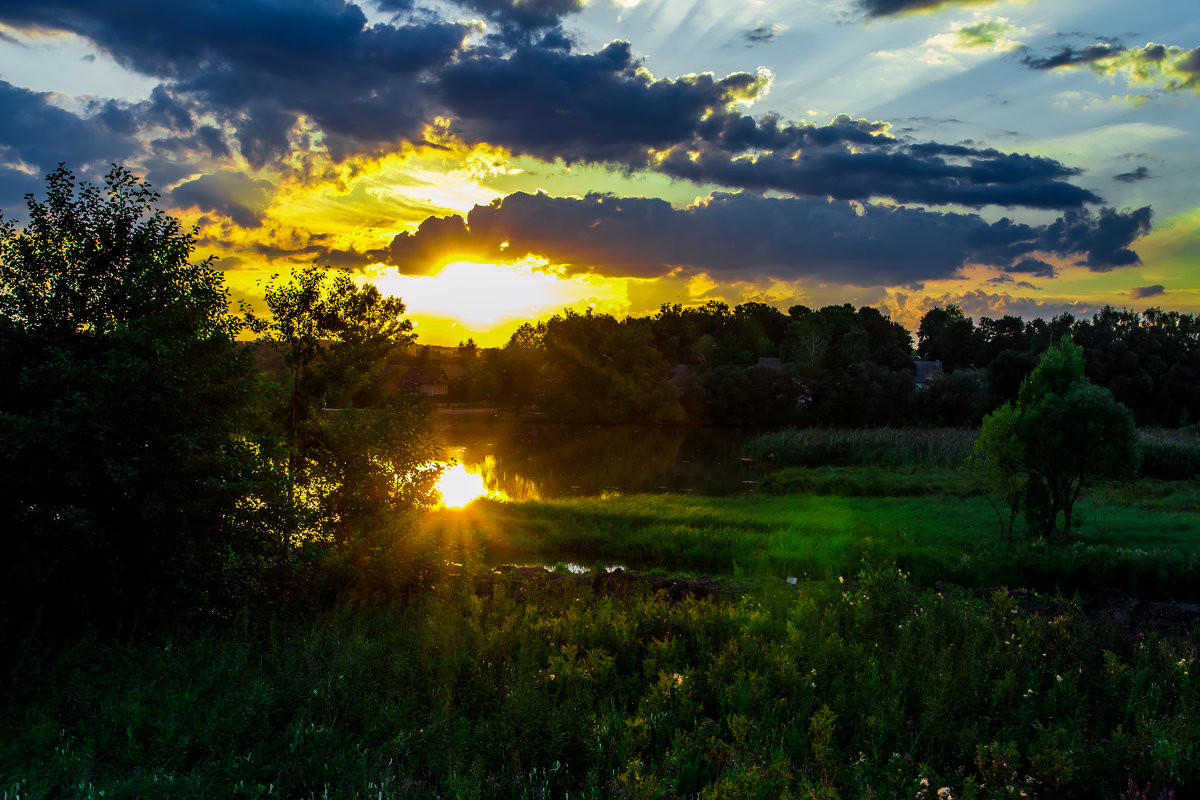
436,462,489,508
370,260,571,328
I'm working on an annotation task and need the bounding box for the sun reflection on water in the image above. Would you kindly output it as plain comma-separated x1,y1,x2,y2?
436,462,502,507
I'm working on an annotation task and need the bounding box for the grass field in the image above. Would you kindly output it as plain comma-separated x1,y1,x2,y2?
5,433,1200,798
423,478,1200,600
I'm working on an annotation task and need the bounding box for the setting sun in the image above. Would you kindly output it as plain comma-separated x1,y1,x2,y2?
372,261,573,328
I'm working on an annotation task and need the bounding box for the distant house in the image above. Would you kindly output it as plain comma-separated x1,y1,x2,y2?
912,359,944,389
380,365,450,398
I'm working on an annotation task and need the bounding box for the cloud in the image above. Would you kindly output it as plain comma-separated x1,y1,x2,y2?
1131,284,1165,299
449,0,585,42
1020,42,1122,71
170,171,274,228
439,41,771,165
1020,40,1200,95
1005,258,1056,278
1093,43,1200,95
0,80,139,211
953,21,1017,50
744,25,782,45
367,190,1152,286
0,1,472,166
888,288,1098,332
657,130,1101,209
1113,166,1151,183
854,0,997,19
0,2,1122,212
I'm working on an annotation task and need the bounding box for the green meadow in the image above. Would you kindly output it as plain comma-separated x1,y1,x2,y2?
6,446,1200,799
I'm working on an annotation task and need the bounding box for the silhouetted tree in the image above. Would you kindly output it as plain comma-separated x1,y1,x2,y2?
0,165,276,629
917,305,980,371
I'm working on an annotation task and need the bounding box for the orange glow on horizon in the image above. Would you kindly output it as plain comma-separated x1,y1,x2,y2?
366,260,630,346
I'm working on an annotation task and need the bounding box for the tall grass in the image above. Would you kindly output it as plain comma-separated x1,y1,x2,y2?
743,427,977,470
4,571,1197,798
1138,428,1200,480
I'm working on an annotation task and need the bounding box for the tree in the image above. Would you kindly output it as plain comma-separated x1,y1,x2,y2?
245,264,413,448
917,304,980,371
243,265,438,546
0,165,274,628
971,403,1023,540
971,339,1138,542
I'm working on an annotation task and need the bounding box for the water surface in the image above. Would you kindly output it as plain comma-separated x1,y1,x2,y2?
437,414,764,500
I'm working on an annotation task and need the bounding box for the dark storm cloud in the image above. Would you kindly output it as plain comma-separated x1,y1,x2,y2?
0,1,1111,211
1131,284,1165,299
170,171,273,228
1005,258,1056,278
439,42,1098,208
1114,166,1151,183
367,191,1151,284
250,240,370,269
854,0,993,19
0,0,470,166
656,139,1101,209
452,0,584,34
438,41,768,165
0,80,138,192
1020,43,1122,70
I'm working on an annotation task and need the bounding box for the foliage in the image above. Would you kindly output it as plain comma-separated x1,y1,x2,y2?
1137,429,1200,480
917,304,979,371
244,264,414,445
243,265,441,555
1016,340,1139,540
300,397,441,549
0,165,279,630
971,340,1139,542
971,403,1023,539
6,571,1199,798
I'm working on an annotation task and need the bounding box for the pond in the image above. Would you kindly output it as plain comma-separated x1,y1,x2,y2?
435,412,766,500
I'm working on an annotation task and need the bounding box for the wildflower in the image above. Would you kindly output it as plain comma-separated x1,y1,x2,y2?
938,789,952,800
672,673,684,687
1056,675,1063,682
920,778,929,788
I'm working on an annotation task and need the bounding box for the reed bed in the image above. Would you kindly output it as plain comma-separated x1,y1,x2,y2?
742,427,977,470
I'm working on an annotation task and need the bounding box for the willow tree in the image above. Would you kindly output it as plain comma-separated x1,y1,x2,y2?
973,339,1138,541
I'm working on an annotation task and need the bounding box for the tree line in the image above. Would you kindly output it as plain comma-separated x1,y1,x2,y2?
459,301,1200,428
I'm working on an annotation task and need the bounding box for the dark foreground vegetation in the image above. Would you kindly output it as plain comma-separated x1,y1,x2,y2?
3,167,1199,797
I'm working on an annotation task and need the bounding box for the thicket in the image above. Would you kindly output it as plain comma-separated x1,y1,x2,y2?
0,166,439,637
3,569,1196,799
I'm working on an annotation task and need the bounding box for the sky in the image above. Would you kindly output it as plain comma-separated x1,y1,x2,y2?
0,0,1197,347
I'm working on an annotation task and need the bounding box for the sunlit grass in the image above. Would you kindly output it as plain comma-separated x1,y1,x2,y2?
422,485,1200,598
